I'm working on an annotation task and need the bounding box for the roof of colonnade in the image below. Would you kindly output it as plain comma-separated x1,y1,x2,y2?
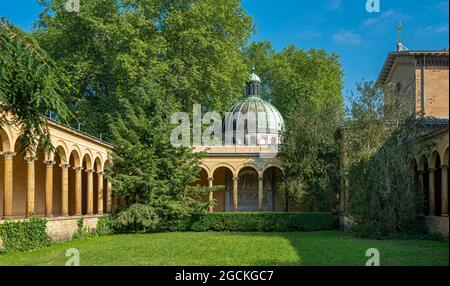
1,116,114,170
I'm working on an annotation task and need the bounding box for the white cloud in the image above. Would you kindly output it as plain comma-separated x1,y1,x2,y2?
428,1,449,13
326,0,342,11
415,24,449,35
332,30,362,45
298,30,322,39
362,9,411,34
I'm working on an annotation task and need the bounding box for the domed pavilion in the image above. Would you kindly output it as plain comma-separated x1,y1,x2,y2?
194,68,286,212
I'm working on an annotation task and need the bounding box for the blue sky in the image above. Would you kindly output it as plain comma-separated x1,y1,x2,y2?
1,0,449,102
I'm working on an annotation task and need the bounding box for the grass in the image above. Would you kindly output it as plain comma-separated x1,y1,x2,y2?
0,231,448,266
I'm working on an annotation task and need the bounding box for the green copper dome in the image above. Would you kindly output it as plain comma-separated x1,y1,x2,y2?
226,96,284,134
224,68,284,146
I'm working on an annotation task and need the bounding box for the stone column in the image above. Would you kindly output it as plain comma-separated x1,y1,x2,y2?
233,176,238,212
258,175,264,212
441,165,448,216
74,167,83,215
97,172,104,215
208,177,214,213
417,170,425,215
2,152,15,219
44,160,55,217
25,156,36,217
429,168,436,216
60,164,70,216
106,180,112,213
86,169,94,215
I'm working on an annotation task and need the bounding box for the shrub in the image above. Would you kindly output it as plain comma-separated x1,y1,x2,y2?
0,215,51,252
94,216,114,236
188,212,335,232
111,204,160,233
72,216,114,240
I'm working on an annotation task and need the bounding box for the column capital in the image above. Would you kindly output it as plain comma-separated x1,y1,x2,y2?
233,176,239,181
60,163,71,169
97,171,104,176
85,169,94,174
258,175,264,181
441,165,449,170
74,166,83,172
429,167,437,172
44,160,56,166
1,151,16,159
208,177,213,182
24,156,36,163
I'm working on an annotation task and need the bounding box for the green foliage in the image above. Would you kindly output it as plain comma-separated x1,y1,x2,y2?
244,43,345,212
344,82,425,238
262,47,344,211
108,210,334,233
268,46,344,117
0,19,72,150
107,79,211,231
188,212,335,232
112,204,161,233
34,0,254,139
71,216,113,240
0,215,51,253
281,102,342,211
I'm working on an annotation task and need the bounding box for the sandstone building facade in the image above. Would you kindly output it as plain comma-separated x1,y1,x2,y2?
340,47,449,236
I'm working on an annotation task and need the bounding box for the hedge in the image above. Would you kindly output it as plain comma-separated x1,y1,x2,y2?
0,215,51,252
187,212,335,232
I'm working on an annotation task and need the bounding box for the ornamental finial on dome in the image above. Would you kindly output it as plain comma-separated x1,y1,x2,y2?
248,65,261,84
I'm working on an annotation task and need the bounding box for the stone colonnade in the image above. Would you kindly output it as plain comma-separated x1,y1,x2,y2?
415,145,449,217
1,119,114,219
199,158,283,212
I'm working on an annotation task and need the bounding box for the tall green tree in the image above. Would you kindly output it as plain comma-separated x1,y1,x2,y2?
269,46,343,116
245,44,344,211
107,75,210,231
344,82,424,238
34,0,254,140
0,19,71,150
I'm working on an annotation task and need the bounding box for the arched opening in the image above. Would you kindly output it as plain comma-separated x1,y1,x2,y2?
0,128,11,218
81,154,92,215
420,155,430,216
12,137,27,217
411,159,420,214
212,166,233,212
68,149,81,215
432,152,442,216
262,166,283,212
196,167,209,206
237,167,259,212
34,149,46,216
103,160,112,213
52,146,67,216
93,157,102,214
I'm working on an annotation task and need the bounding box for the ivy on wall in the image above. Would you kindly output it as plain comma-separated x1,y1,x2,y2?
0,215,51,253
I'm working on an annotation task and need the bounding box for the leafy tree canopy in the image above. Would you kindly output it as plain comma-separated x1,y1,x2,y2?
0,18,72,151
34,0,254,140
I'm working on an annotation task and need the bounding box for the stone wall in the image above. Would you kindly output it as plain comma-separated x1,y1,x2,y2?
420,216,449,239
0,215,101,249
46,215,100,242
339,214,449,239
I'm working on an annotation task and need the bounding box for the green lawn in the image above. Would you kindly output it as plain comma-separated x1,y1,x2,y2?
0,231,448,266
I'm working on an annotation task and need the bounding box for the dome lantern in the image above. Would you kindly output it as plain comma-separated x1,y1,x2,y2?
247,66,261,97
